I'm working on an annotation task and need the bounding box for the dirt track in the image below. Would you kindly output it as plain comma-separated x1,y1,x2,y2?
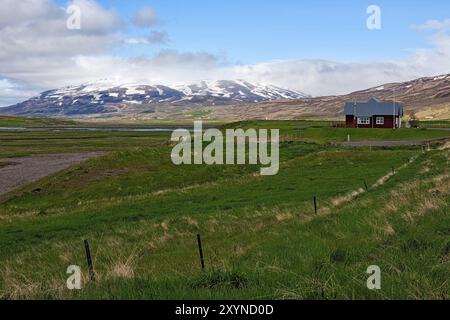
0,152,106,197
340,136,450,148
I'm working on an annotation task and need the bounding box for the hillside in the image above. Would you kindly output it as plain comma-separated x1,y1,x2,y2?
211,74,450,121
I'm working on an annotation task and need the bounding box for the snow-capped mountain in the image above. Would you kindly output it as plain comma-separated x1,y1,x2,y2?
0,80,309,118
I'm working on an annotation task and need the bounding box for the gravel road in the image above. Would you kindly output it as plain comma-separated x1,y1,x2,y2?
0,152,106,197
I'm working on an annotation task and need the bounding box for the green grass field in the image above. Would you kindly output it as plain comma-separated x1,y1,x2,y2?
0,130,171,158
419,120,450,129
226,120,450,144
0,116,76,127
0,119,449,300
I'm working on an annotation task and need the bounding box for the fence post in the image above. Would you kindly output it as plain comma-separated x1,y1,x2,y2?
84,240,95,282
197,234,205,272
313,196,318,214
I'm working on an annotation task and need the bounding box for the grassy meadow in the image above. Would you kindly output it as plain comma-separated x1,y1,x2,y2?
0,116,76,128
226,120,450,144
0,119,449,300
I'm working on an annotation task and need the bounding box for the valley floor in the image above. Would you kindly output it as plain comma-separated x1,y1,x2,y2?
0,121,449,300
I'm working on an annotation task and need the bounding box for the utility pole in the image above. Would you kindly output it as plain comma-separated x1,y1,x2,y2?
393,89,396,129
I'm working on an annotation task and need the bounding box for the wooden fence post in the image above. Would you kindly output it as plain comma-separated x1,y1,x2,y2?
84,240,95,282
197,234,205,272
313,196,318,214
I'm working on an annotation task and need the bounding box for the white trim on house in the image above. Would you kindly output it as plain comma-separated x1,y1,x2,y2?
376,117,385,125
357,116,370,125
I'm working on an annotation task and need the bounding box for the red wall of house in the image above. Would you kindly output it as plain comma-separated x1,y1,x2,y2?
373,115,396,129
346,115,355,128
355,122,372,129
346,115,399,128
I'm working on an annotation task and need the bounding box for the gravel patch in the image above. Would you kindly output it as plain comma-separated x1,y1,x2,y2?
0,152,107,196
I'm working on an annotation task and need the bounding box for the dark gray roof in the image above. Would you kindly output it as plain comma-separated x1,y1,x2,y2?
345,98,404,117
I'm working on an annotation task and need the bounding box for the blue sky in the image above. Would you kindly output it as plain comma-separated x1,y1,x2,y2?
77,0,449,63
1,0,449,105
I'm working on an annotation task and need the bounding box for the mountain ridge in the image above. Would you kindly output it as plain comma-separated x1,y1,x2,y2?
0,80,309,119
1,74,450,120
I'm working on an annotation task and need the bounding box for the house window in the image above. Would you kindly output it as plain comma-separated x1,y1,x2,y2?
357,117,370,125
376,117,385,125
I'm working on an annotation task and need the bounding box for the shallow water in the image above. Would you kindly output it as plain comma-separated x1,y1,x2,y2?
0,126,177,132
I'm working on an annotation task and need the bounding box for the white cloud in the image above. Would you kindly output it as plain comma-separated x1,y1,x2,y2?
0,49,227,106
124,31,170,45
225,51,450,96
0,79,38,107
133,7,158,28
0,0,125,106
70,0,122,34
413,18,450,31
70,51,226,86
0,0,122,59
0,0,59,29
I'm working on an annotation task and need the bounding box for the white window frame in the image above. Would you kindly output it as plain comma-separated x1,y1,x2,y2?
376,117,385,125
357,116,370,125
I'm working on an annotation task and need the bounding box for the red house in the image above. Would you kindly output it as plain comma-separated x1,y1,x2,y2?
345,98,404,129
